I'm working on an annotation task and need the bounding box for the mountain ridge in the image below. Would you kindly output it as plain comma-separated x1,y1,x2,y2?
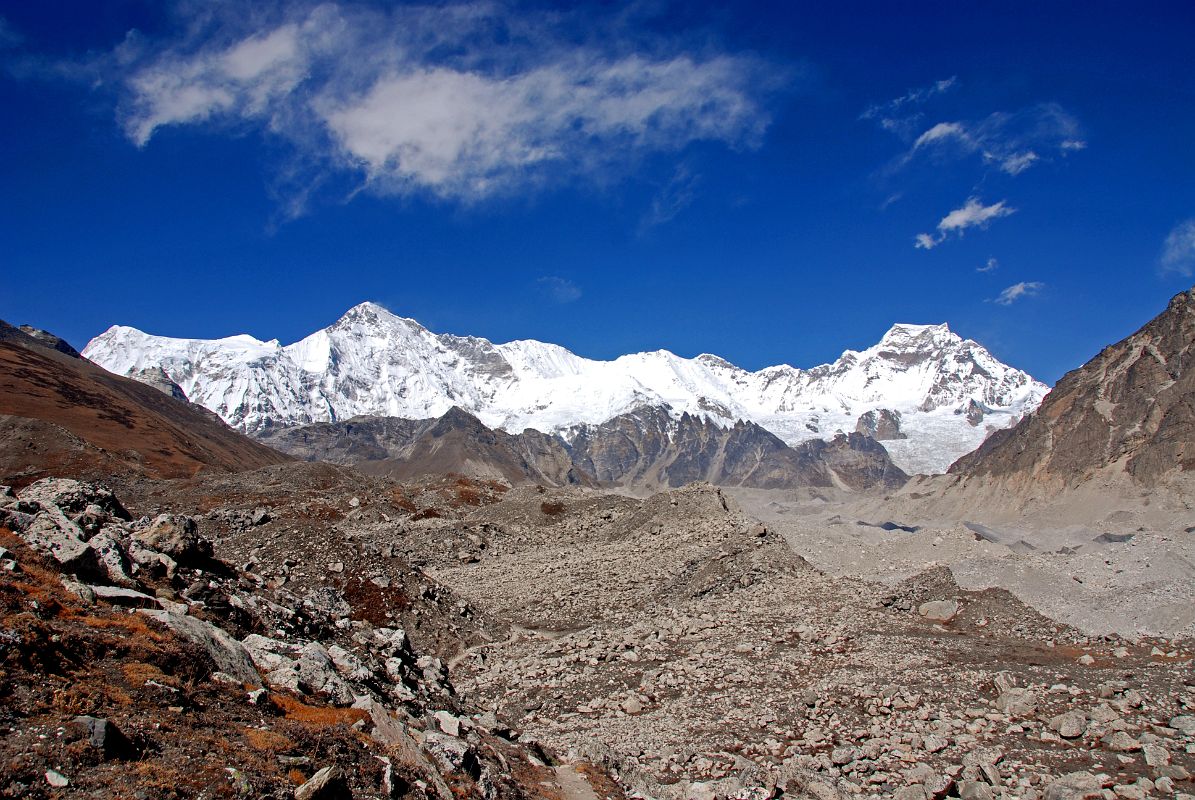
83,302,1049,474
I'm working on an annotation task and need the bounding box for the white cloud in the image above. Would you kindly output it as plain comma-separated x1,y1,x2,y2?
977,257,998,273
994,281,1044,305
998,151,1039,175
108,3,774,209
1161,218,1195,276
902,104,1084,176
914,233,940,250
915,197,1015,249
537,276,582,304
861,76,957,138
913,121,970,149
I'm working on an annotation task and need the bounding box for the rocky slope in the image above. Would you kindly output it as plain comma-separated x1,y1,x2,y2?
0,475,612,800
263,405,907,492
83,302,1048,474
950,287,1195,491
0,320,289,486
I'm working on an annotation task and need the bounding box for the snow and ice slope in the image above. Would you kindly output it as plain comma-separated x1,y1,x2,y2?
82,302,1049,474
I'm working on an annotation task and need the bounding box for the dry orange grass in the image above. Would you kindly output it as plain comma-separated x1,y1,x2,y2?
243,727,294,752
270,693,370,727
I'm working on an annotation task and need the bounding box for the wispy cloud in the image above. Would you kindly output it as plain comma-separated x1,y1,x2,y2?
89,2,778,214
915,197,1016,249
640,163,701,231
994,281,1044,305
903,103,1084,177
861,76,957,139
977,257,999,273
537,276,582,304
0,16,21,50
1161,218,1195,276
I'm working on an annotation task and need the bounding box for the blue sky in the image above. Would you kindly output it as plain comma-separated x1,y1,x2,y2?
1,1,1193,383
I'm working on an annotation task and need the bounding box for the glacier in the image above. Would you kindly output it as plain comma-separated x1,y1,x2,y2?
82,301,1050,474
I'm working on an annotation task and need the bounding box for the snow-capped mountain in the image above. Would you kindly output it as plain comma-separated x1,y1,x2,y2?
82,302,1049,474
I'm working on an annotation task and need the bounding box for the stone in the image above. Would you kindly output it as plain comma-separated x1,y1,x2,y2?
19,478,129,519
1042,771,1104,800
139,609,260,685
133,514,211,563
1103,732,1142,753
424,732,471,773
1170,715,1195,735
44,769,69,788
295,642,355,705
918,600,960,623
1143,744,1171,767
994,688,1038,717
1049,711,1088,739
88,530,136,587
127,539,178,578
294,765,350,800
958,781,994,800
831,745,859,765
20,513,98,576
89,585,162,608
73,715,131,759
895,788,928,800
251,507,272,526
433,710,461,737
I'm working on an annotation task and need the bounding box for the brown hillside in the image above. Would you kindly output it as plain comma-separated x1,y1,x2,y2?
0,321,289,486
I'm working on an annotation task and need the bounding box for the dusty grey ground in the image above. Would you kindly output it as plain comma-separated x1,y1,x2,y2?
728,482,1195,640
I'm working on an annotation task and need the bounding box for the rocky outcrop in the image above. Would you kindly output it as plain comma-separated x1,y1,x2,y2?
129,366,189,401
18,324,82,358
856,408,907,440
951,287,1195,488
0,477,609,799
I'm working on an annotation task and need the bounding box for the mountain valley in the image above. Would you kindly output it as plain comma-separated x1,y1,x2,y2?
2,289,1194,800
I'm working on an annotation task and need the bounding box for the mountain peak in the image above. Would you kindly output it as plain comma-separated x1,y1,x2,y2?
84,306,1048,474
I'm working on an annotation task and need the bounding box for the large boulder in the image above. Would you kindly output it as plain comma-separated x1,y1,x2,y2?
18,478,129,520
133,515,211,563
139,609,260,685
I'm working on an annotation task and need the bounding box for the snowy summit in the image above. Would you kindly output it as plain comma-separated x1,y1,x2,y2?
83,302,1049,474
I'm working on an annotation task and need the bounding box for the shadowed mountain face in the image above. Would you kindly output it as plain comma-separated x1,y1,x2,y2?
261,407,591,487
0,320,289,486
265,405,908,491
951,287,1195,488
566,406,908,490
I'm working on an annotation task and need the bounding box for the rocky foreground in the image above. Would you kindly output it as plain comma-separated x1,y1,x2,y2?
1,468,1193,800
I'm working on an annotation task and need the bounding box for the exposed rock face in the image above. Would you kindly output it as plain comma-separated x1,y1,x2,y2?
568,407,906,490
951,288,1195,488
129,366,189,401
855,408,906,440
267,405,908,491
18,325,82,358
262,407,589,487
